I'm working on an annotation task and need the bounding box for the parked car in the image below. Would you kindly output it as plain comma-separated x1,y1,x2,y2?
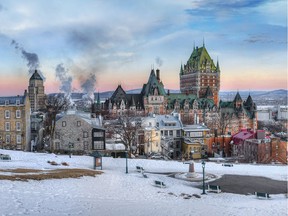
151,154,164,159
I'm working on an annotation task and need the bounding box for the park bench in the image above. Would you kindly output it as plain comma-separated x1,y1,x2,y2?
154,180,166,188
207,185,221,193
222,163,233,167
255,192,270,199
136,166,144,172
0,154,11,161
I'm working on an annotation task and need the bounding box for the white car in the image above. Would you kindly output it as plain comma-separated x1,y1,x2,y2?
151,154,164,159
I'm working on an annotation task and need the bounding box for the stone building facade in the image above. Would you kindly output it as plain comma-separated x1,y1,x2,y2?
54,111,105,153
0,91,31,150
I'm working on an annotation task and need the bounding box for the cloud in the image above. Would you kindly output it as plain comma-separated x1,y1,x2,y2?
185,0,270,19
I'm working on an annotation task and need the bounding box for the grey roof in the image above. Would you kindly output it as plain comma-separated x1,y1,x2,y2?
30,70,43,81
0,96,25,105
144,114,183,130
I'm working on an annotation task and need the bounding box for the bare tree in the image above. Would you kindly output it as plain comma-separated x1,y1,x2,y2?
44,94,70,152
219,112,231,136
106,115,142,156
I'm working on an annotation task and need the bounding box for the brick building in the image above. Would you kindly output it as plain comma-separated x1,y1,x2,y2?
179,43,220,106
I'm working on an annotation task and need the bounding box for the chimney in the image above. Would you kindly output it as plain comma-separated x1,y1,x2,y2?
167,89,170,95
156,69,160,81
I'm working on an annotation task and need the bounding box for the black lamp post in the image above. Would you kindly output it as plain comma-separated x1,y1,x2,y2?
201,160,207,195
125,149,128,174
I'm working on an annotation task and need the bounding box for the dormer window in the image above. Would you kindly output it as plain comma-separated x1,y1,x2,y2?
5,100,9,105
16,100,20,105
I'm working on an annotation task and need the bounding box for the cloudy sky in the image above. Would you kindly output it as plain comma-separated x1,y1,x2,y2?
0,0,286,96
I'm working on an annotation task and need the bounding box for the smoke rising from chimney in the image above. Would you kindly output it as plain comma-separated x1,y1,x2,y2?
155,56,163,67
81,73,96,102
55,63,72,97
11,39,45,80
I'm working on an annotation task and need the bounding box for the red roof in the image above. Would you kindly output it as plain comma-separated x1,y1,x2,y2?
232,129,255,145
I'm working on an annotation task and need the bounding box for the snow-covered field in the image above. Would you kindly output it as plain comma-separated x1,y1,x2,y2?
0,150,287,216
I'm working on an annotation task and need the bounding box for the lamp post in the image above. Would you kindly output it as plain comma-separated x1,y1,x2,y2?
201,160,207,195
125,149,128,174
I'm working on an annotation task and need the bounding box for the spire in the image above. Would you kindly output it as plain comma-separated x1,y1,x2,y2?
216,57,220,72
180,63,184,75
233,91,242,102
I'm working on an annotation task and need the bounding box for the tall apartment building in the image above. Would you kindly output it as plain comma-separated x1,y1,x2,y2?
0,91,31,150
28,70,46,112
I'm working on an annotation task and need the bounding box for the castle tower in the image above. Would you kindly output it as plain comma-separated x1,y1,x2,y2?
179,45,220,106
28,70,46,112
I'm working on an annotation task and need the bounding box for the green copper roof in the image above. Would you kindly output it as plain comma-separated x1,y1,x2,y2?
167,93,215,109
204,86,213,98
141,69,166,97
185,46,217,72
233,92,242,102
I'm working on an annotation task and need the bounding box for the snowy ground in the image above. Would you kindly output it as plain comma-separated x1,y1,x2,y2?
0,150,287,216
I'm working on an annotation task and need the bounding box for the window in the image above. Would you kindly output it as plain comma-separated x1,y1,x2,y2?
77,121,81,127
169,130,173,136
83,131,88,138
16,135,21,144
5,122,10,131
94,132,103,137
5,135,10,144
16,100,20,105
62,121,66,127
5,100,9,105
164,130,168,136
5,110,10,119
156,132,158,136
16,110,21,118
94,141,104,149
16,122,21,131
84,141,89,150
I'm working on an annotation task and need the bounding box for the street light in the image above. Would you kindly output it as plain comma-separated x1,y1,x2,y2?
125,149,128,174
201,160,207,195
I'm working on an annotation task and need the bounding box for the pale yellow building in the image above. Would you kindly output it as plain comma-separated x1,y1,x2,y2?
0,91,31,150
182,124,210,159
